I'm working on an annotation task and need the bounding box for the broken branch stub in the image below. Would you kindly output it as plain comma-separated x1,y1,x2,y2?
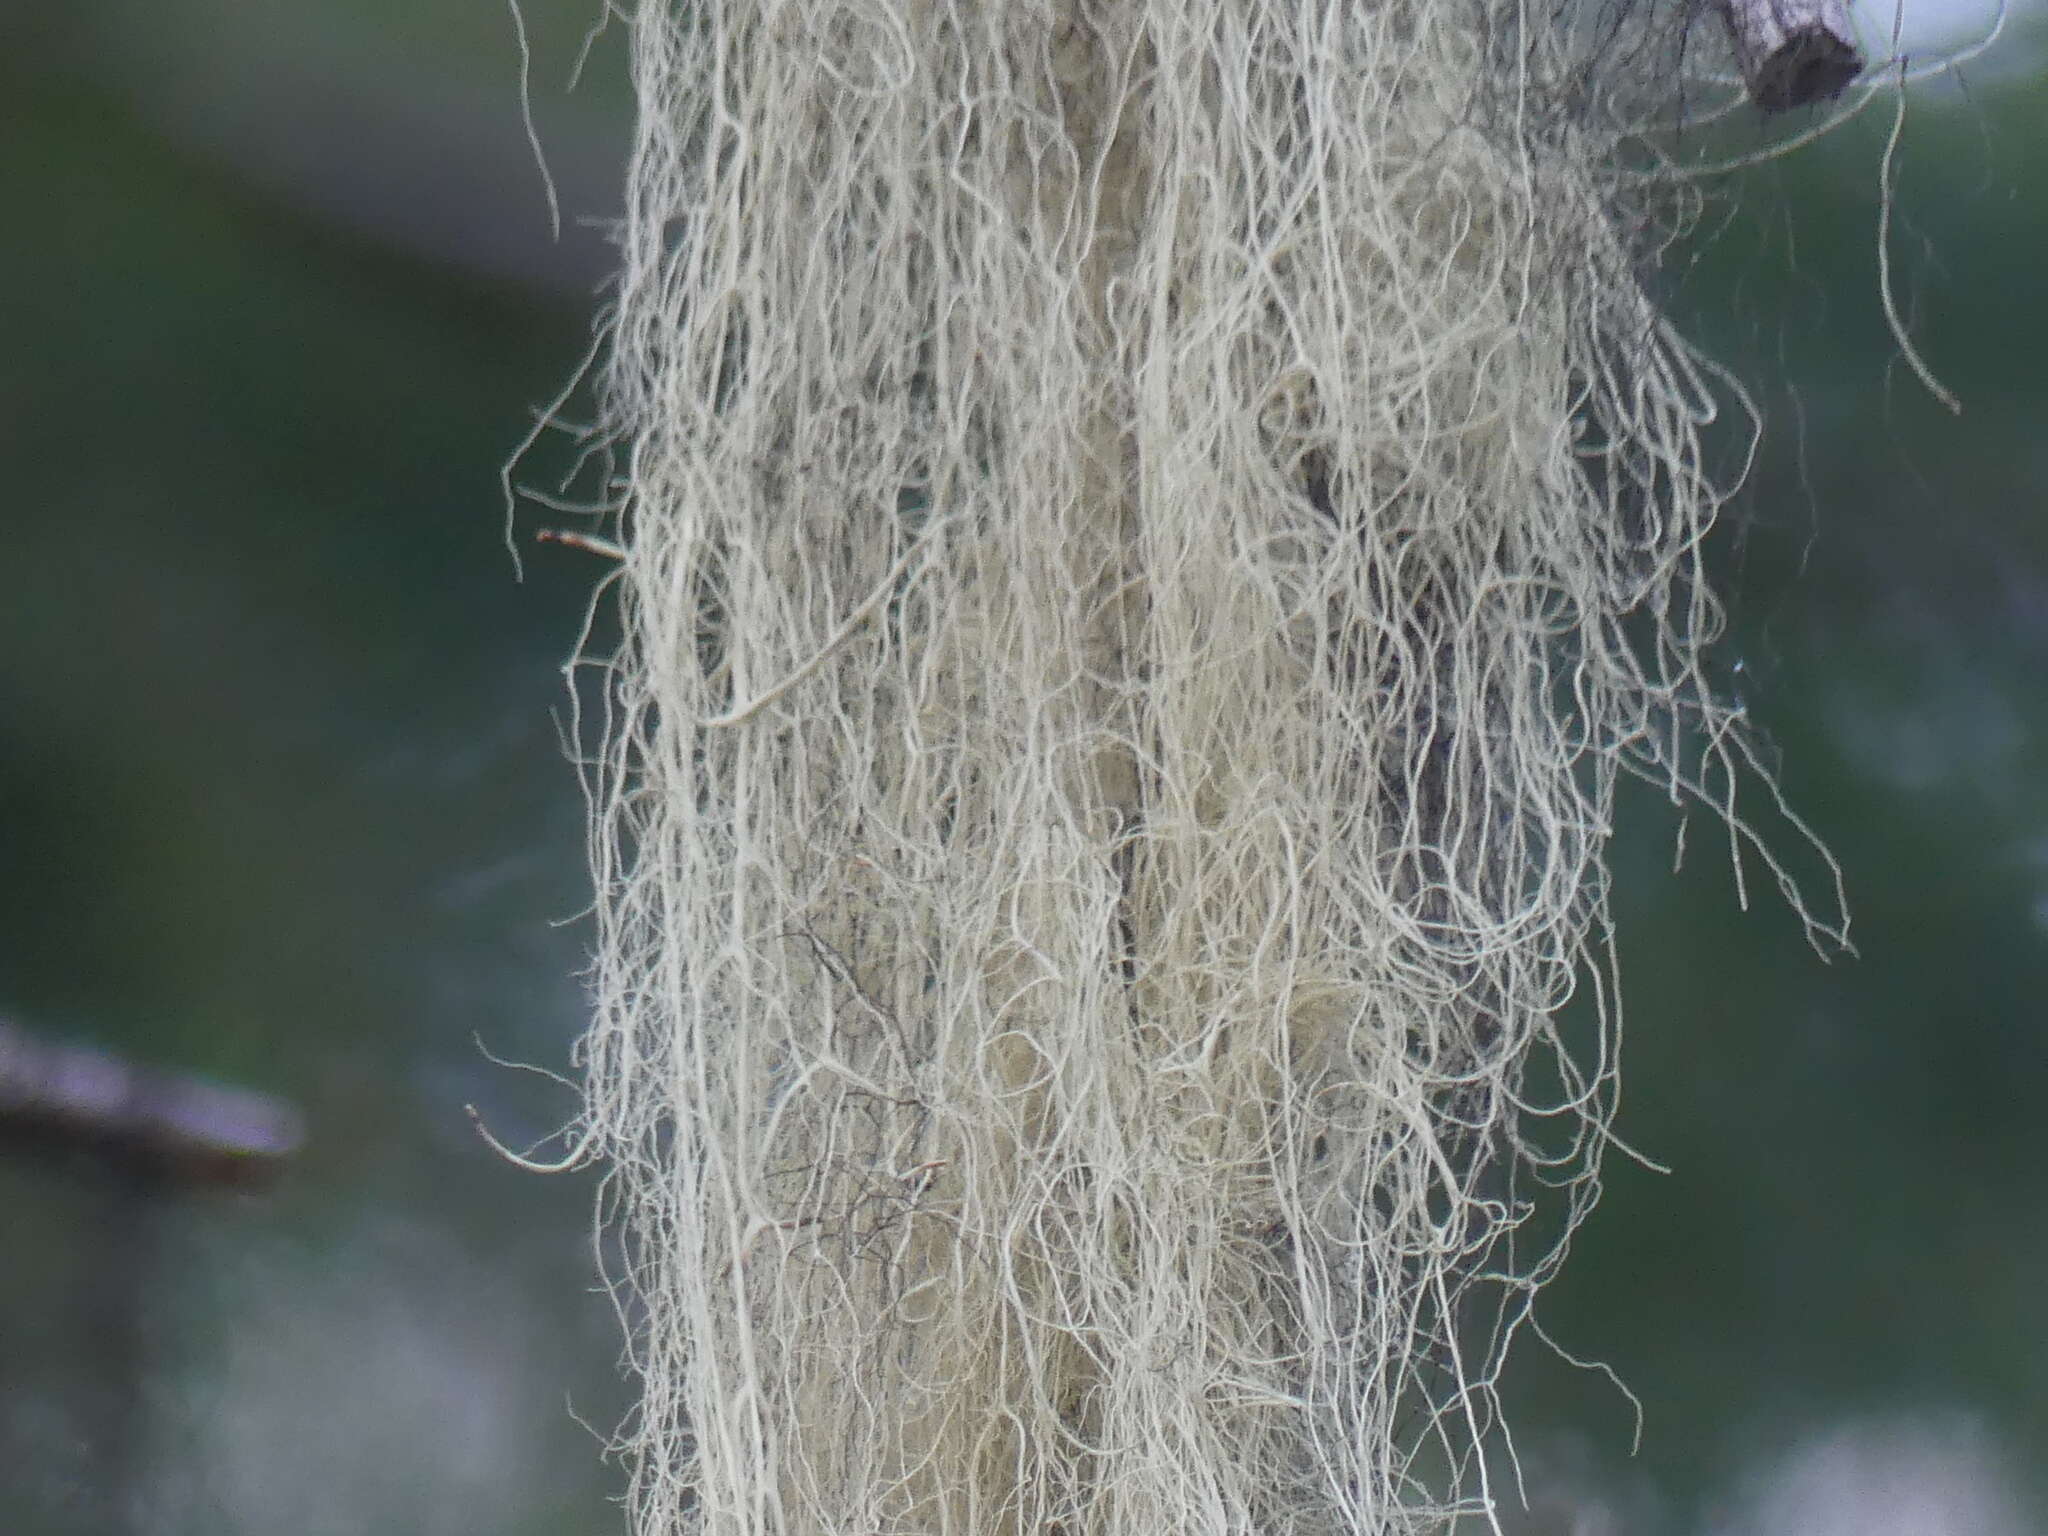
1716,0,1864,111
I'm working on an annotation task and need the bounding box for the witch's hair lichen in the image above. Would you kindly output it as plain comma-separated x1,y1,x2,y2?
557,2,1853,1531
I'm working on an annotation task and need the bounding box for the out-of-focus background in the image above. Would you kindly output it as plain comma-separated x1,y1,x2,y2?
1,3,2042,1534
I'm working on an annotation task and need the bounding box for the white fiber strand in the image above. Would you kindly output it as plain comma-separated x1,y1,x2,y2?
577,3,1845,1534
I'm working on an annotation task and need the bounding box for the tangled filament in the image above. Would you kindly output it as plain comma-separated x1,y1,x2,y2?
574,3,1844,1532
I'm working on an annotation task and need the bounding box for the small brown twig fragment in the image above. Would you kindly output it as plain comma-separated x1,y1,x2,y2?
1715,0,1864,111
536,528,627,560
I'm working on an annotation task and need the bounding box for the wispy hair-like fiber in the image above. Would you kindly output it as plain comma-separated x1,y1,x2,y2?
571,3,1845,1532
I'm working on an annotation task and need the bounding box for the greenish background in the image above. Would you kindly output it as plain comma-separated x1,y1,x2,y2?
1,4,2041,1533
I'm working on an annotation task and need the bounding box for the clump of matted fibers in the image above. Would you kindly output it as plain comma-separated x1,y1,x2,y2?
567,2,1848,1533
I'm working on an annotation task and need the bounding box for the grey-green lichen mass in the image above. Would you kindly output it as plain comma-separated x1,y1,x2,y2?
565,4,1851,1532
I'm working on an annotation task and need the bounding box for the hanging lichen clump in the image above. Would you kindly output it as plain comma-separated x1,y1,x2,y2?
569,1,1848,1531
